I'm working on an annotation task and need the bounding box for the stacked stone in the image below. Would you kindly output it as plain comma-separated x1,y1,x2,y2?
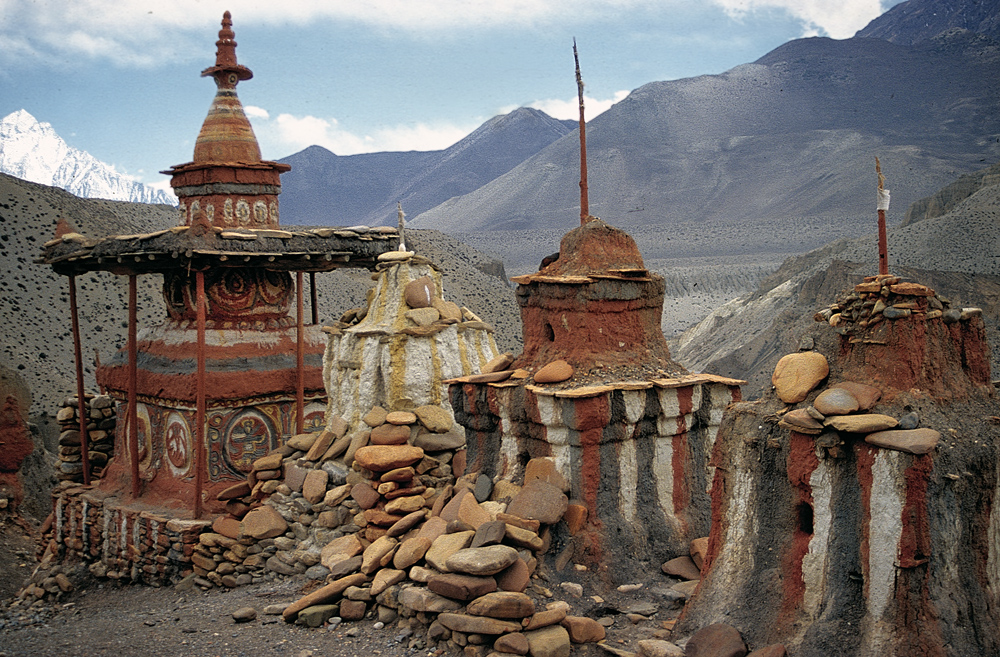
54,393,116,482
185,408,468,590
273,456,605,656
814,274,981,336
772,351,941,455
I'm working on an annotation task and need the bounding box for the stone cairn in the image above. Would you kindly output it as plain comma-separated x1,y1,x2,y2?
54,394,116,483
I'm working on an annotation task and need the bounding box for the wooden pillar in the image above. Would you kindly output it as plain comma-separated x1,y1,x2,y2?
194,270,207,518
127,274,140,498
68,274,92,486
296,271,305,434
310,271,319,326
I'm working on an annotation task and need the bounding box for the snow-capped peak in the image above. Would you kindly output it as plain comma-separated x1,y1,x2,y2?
0,110,176,205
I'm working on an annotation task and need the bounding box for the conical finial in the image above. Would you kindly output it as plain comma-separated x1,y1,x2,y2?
201,11,252,85
397,202,407,252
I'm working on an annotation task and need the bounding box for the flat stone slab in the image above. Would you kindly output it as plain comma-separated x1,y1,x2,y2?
446,544,520,576
824,413,898,433
354,445,425,472
505,479,568,525
865,428,941,455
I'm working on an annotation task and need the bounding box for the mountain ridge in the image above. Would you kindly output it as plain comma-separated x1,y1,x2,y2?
0,110,176,206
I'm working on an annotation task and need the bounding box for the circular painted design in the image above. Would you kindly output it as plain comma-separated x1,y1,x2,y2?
209,269,257,314
258,270,293,307
269,201,279,224
253,200,268,225
161,269,293,321
223,198,234,222
123,403,154,472
189,200,201,223
164,411,192,476
304,402,326,432
205,204,215,222
178,203,187,224
235,199,250,225
222,408,276,475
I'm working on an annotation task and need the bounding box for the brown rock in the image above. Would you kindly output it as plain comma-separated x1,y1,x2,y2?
351,482,380,510
661,555,701,580
413,425,466,451
440,487,473,522
471,520,507,548
398,587,464,613
301,469,329,504
393,536,432,569
504,524,543,551
361,536,398,575
458,493,492,529
320,533,364,568
363,406,388,427
343,429,371,466
283,464,309,492
381,466,416,483
339,599,367,621
467,591,534,619
482,352,515,374
417,515,449,542
637,639,684,657
830,381,882,410
813,388,860,416
524,625,571,657
303,428,337,461
432,297,463,321
363,508,405,527
561,616,606,643
865,428,940,455
354,445,425,472
505,480,568,525
772,352,829,404
387,510,426,538
405,276,435,308
252,452,283,472
496,558,531,592
386,410,418,425
779,409,825,434
428,573,498,600
684,623,747,657
523,607,567,631
216,482,251,501
425,530,475,572
240,506,287,540
282,573,367,622
437,612,522,635
370,568,406,596
494,632,530,655
414,405,453,433
689,536,710,571
890,282,934,296
212,516,242,540
286,432,318,452
371,423,412,445
523,457,570,492
386,495,427,515
824,414,898,433
534,360,574,384
328,555,363,578
496,512,540,533
446,545,520,576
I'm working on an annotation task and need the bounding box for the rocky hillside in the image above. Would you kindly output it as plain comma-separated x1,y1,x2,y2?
277,108,575,227
0,173,518,450
673,163,1000,397
856,0,1000,44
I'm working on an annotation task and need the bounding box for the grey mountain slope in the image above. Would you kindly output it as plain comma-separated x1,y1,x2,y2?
672,166,1000,398
411,29,1000,235
856,0,1000,44
0,172,518,450
278,107,574,226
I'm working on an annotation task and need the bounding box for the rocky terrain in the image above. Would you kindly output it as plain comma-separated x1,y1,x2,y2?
673,163,1000,397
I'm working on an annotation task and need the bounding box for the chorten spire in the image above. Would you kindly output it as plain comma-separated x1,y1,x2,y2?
193,11,260,165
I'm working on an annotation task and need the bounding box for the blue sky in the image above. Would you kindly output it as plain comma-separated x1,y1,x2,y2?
1,1,904,193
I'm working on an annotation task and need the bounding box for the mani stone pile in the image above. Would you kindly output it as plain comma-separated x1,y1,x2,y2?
814,274,981,335
771,351,940,456
197,441,604,656
54,394,117,483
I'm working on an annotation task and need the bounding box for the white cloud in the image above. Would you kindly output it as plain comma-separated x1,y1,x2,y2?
259,112,478,156
1,0,892,67
502,90,629,122
710,0,887,39
244,105,270,120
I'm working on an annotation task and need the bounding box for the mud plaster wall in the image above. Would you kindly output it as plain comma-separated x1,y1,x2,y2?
681,398,1000,657
451,380,740,577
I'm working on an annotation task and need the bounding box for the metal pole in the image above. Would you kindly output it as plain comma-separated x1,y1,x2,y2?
68,275,92,486
128,275,140,498
309,271,318,326
194,270,207,518
296,271,305,434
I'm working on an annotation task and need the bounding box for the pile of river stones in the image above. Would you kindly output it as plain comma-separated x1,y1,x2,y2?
772,350,941,456
54,394,116,483
813,273,981,336
188,399,611,655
